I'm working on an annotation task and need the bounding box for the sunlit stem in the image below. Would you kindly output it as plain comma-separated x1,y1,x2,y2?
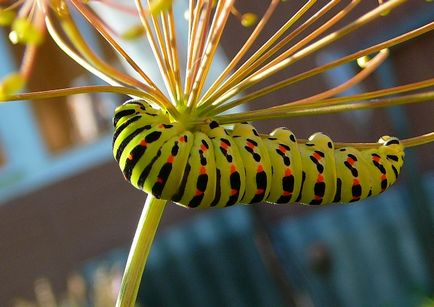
69,0,178,116
186,0,235,111
241,0,340,82
198,0,280,102
115,195,167,307
201,0,346,107
205,47,389,118
42,10,177,114
166,8,182,103
4,0,26,11
208,0,405,108
203,20,433,116
18,36,39,80
156,5,181,102
215,91,434,124
70,0,160,92
199,0,317,106
160,7,182,103
16,0,33,17
298,132,434,149
145,0,178,100
305,78,434,108
265,48,389,110
19,2,45,80
240,0,360,92
185,0,212,98
400,132,434,148
135,0,177,103
184,0,204,97
54,4,153,91
0,86,156,103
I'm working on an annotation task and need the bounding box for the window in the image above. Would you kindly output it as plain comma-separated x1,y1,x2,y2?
0,143,6,167
31,75,119,154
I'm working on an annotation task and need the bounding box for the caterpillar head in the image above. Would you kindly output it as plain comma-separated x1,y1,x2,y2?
378,136,401,147
378,136,405,159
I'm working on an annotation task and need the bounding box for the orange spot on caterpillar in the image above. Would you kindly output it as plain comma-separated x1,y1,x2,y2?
314,195,322,201
220,141,229,150
347,157,356,165
179,136,187,142
199,166,206,175
140,140,147,147
195,189,204,196
246,141,255,149
230,164,237,173
353,178,360,186
256,189,265,195
157,177,163,184
128,154,134,160
230,189,238,196
381,174,387,180
167,156,174,163
284,168,292,176
278,145,287,153
313,152,322,161
257,164,264,173
372,155,381,162
282,191,292,196
200,144,207,152
317,174,324,182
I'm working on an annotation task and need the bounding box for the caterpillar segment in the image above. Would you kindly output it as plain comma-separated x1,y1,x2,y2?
231,123,272,204
200,121,246,207
263,128,303,204
333,147,373,202
113,99,405,208
297,133,337,205
172,133,216,207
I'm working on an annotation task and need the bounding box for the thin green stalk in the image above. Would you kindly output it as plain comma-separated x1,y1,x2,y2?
298,132,434,149
199,22,434,116
199,0,318,105
214,90,434,124
204,0,405,109
0,86,155,103
116,195,167,307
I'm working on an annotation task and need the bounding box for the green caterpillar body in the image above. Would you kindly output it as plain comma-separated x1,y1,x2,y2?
113,99,405,208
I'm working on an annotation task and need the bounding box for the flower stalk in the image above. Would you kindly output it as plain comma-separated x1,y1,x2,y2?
116,195,167,307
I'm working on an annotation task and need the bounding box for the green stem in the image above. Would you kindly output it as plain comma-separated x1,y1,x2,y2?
116,195,167,307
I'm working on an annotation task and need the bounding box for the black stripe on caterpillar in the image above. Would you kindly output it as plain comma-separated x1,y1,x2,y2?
113,99,405,208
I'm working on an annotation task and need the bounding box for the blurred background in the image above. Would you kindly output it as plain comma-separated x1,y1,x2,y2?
0,1,433,306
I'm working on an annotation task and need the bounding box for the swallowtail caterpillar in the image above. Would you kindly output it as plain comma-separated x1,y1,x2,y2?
113,99,404,208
